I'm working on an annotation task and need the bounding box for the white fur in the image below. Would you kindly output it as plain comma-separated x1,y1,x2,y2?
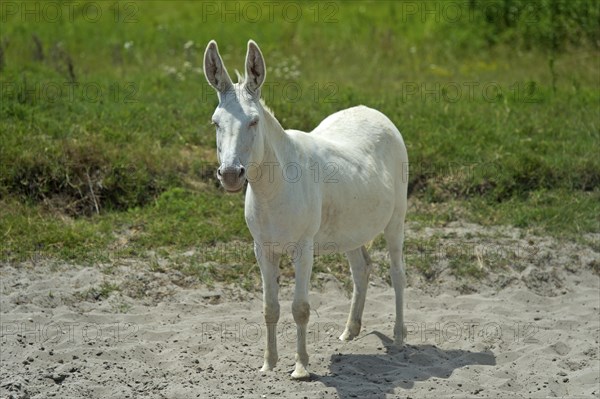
204,40,408,379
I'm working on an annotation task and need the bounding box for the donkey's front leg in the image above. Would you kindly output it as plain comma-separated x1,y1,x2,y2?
291,239,314,380
256,242,281,372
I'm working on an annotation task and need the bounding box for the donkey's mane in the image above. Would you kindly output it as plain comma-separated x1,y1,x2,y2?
259,98,275,117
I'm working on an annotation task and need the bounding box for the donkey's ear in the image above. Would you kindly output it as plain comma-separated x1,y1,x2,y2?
204,40,233,93
244,40,266,95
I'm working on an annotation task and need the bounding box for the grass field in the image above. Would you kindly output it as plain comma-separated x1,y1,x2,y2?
1,1,598,284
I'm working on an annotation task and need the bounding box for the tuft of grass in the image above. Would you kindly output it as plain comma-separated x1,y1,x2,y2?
404,237,444,281
75,281,120,302
447,249,486,279
99,281,120,298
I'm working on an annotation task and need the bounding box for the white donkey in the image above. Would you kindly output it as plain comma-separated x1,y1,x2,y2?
203,40,408,379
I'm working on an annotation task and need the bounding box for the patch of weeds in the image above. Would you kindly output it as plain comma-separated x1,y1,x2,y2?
101,263,117,275
313,253,348,286
178,262,216,287
483,250,513,274
76,281,120,301
114,301,132,313
99,281,120,298
405,237,444,281
581,236,600,253
448,251,485,279
240,274,261,292
149,257,166,273
373,256,392,286
408,200,466,228
369,234,387,251
589,259,600,275
457,283,478,295
173,243,260,289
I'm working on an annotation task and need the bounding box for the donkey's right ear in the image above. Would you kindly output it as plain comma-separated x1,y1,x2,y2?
203,40,233,93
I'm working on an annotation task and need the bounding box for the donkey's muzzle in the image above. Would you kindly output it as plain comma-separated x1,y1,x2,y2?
217,165,246,192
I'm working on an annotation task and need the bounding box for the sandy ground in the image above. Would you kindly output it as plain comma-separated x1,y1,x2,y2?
1,221,599,398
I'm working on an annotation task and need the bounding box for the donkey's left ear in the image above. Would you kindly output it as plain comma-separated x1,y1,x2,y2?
244,40,266,96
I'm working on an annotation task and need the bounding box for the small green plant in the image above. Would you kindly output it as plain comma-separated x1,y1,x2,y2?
74,281,119,301
99,281,120,298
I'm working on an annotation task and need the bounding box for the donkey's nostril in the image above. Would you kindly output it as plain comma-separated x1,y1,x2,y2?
218,165,245,190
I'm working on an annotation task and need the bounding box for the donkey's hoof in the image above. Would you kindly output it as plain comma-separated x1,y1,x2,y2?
260,359,277,373
339,322,361,341
339,329,358,341
291,365,310,380
393,324,408,346
394,330,407,347
260,364,273,373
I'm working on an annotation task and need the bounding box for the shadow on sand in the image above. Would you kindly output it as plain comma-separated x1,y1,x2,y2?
316,331,496,399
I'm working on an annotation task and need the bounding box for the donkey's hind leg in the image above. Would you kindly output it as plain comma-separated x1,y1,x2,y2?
384,207,407,346
340,246,372,341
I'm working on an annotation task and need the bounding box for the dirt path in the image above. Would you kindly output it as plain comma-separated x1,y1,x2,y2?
1,222,599,398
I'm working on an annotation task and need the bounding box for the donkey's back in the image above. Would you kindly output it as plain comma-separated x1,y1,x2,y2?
289,105,408,254
287,105,403,144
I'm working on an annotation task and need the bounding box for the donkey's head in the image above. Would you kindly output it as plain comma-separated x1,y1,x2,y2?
203,40,267,193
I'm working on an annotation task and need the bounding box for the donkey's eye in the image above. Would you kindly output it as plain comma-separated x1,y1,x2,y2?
249,118,259,128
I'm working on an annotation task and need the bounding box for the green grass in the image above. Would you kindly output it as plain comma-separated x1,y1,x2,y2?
1,1,598,284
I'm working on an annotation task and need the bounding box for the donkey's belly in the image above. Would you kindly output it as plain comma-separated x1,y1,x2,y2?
313,191,394,254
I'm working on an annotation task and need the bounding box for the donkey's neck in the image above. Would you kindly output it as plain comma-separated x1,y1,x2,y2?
249,106,294,201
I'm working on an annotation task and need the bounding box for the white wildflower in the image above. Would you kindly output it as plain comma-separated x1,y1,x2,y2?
162,65,177,76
